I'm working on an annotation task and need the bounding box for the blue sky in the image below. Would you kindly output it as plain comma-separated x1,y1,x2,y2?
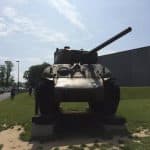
0,0,150,82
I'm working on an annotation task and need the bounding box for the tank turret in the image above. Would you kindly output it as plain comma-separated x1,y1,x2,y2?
54,27,132,64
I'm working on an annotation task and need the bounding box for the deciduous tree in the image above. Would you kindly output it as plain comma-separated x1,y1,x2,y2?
23,63,49,87
5,61,14,86
0,65,6,86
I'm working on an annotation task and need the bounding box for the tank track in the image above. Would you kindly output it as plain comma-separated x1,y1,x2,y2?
88,79,120,116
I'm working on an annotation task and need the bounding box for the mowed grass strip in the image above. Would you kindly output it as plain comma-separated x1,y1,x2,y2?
117,99,150,130
121,87,150,100
60,102,88,112
0,93,34,140
119,87,150,130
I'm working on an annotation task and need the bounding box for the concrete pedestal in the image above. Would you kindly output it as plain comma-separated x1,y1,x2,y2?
31,115,56,139
31,123,54,138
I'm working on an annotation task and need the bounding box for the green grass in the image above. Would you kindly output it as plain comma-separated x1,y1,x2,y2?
117,99,150,130
121,87,150,100
119,87,150,131
0,144,3,150
116,99,150,149
0,87,150,149
0,93,34,128
0,93,34,140
121,137,150,150
60,102,88,112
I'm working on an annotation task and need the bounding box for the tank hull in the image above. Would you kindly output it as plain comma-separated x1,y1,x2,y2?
43,64,108,102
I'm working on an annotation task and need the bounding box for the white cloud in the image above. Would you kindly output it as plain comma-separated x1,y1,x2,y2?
0,21,8,36
2,7,16,17
22,57,43,64
0,0,29,6
48,0,85,30
11,0,28,5
0,6,68,43
0,56,10,62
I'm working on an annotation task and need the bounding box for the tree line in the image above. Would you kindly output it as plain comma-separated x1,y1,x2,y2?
0,61,49,88
0,61,14,87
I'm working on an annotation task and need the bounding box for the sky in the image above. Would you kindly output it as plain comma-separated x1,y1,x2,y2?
0,0,150,82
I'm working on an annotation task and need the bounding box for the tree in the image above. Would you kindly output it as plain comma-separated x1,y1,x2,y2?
0,65,6,86
23,63,50,88
23,70,30,87
9,76,15,86
5,61,14,86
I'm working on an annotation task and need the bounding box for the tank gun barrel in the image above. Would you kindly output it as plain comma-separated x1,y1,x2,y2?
89,27,132,54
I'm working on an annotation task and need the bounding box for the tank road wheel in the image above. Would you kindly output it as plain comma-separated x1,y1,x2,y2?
35,79,58,116
103,80,120,116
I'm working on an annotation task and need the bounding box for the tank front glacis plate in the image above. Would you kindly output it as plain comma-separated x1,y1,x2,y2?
55,78,103,89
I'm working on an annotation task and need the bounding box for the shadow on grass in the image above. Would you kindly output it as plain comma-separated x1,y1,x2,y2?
30,113,131,149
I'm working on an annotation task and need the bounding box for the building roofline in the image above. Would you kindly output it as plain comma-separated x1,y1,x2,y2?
100,45,150,57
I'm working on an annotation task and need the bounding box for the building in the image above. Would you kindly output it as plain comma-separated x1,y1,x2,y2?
98,46,150,86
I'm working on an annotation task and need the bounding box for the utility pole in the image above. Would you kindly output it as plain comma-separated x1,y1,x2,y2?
16,61,20,92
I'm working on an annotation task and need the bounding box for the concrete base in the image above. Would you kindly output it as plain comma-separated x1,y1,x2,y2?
104,124,126,131
31,123,54,138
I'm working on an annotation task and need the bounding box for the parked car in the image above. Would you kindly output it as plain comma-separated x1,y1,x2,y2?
19,87,27,93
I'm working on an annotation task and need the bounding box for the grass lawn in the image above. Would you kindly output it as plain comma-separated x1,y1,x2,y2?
0,93,34,140
0,87,150,149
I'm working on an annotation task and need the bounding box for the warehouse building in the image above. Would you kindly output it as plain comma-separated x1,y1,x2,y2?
98,46,150,86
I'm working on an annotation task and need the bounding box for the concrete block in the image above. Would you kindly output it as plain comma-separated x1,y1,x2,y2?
31,123,54,138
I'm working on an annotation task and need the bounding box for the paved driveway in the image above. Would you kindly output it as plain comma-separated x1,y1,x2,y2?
0,92,10,101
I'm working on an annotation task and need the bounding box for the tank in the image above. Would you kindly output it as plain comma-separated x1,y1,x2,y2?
35,27,132,118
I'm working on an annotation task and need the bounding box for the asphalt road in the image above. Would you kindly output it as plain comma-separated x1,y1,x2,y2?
0,92,10,101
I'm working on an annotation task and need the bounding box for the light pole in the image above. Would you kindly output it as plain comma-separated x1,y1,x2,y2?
16,60,20,92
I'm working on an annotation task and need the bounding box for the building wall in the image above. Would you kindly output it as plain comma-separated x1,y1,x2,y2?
98,46,150,86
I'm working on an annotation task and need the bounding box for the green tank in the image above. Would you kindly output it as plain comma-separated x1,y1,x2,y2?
35,27,132,119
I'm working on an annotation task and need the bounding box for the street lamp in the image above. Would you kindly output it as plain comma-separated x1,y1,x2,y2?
16,60,20,92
